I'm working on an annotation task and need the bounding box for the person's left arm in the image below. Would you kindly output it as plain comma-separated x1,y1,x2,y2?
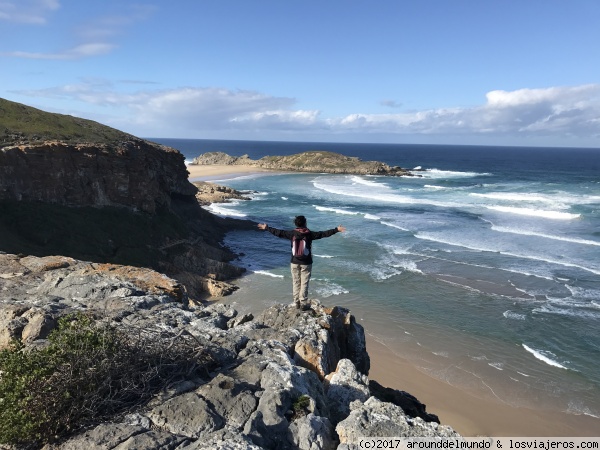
311,225,346,240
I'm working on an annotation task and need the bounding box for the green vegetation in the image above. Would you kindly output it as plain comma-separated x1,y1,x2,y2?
261,151,363,170
0,201,189,268
291,394,311,420
0,313,213,447
0,97,133,147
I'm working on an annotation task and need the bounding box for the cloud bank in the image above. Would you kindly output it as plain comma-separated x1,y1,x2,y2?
14,82,600,145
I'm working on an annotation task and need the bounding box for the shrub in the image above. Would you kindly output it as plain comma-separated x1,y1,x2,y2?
0,313,213,448
291,394,311,420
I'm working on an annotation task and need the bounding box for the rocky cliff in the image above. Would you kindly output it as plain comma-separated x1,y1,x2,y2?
190,151,414,176
0,253,458,449
0,98,250,299
0,139,195,213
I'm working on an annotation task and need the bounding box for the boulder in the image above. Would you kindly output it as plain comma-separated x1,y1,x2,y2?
147,392,224,438
324,359,370,425
336,397,459,445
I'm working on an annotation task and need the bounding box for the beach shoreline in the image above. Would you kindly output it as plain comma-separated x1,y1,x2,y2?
192,165,600,437
366,336,600,437
187,163,275,182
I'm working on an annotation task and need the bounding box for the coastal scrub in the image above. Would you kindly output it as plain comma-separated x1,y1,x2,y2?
0,313,213,447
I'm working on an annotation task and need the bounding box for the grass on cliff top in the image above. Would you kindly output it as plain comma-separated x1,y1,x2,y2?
0,97,134,147
0,313,214,447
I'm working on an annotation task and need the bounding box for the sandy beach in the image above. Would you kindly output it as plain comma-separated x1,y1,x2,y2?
187,164,273,181
195,164,600,437
367,336,600,437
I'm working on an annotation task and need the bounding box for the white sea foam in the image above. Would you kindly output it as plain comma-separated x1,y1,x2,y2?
424,184,447,190
419,168,490,179
491,225,600,246
314,205,360,215
253,270,284,278
313,205,379,220
392,260,423,274
203,204,247,217
532,304,600,319
315,281,349,297
522,344,567,369
315,254,335,258
503,310,526,320
566,401,600,418
471,192,554,203
380,221,410,231
313,181,464,209
486,205,580,220
415,232,600,276
488,362,504,371
351,175,389,188
281,196,288,200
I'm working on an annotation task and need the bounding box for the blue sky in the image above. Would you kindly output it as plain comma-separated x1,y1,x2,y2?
1,0,599,147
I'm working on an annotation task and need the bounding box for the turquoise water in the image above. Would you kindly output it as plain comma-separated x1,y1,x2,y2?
154,138,600,420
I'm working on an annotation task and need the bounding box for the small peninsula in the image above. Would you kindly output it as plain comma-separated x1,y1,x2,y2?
190,151,416,176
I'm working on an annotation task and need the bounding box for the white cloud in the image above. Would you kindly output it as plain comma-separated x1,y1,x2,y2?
0,0,59,24
13,82,600,144
3,4,152,60
6,42,115,60
332,85,600,138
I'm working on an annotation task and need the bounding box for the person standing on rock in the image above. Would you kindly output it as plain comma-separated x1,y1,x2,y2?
257,216,345,310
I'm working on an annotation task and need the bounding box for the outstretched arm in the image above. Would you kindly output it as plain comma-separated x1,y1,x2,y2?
257,223,294,239
311,224,346,240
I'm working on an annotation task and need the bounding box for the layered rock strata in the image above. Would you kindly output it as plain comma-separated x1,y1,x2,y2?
0,253,458,449
0,139,195,214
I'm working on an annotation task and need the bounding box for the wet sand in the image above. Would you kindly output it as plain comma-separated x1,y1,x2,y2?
367,336,600,436
197,166,600,437
187,164,273,181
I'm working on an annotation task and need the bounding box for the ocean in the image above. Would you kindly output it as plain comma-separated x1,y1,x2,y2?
153,138,600,421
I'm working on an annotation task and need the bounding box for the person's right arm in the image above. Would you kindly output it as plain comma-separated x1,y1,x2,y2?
257,223,294,239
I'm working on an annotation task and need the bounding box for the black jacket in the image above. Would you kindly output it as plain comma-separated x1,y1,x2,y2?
265,226,339,265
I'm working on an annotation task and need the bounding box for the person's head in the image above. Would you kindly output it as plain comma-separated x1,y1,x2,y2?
294,215,307,227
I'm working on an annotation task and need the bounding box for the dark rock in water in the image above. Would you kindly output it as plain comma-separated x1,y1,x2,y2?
0,253,459,448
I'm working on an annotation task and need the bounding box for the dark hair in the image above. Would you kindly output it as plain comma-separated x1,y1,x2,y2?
294,215,307,227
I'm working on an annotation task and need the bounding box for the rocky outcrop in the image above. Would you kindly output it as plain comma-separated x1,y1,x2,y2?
190,151,415,177
193,181,252,206
0,99,253,299
0,139,195,214
0,253,457,449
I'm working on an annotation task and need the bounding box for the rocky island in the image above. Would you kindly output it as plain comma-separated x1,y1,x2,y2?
0,98,458,448
190,151,415,176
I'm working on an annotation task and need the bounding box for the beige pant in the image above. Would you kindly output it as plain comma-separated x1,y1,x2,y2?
291,263,312,304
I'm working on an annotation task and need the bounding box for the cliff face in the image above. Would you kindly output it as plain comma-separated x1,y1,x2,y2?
0,98,248,299
0,253,457,448
0,139,195,214
190,151,414,176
